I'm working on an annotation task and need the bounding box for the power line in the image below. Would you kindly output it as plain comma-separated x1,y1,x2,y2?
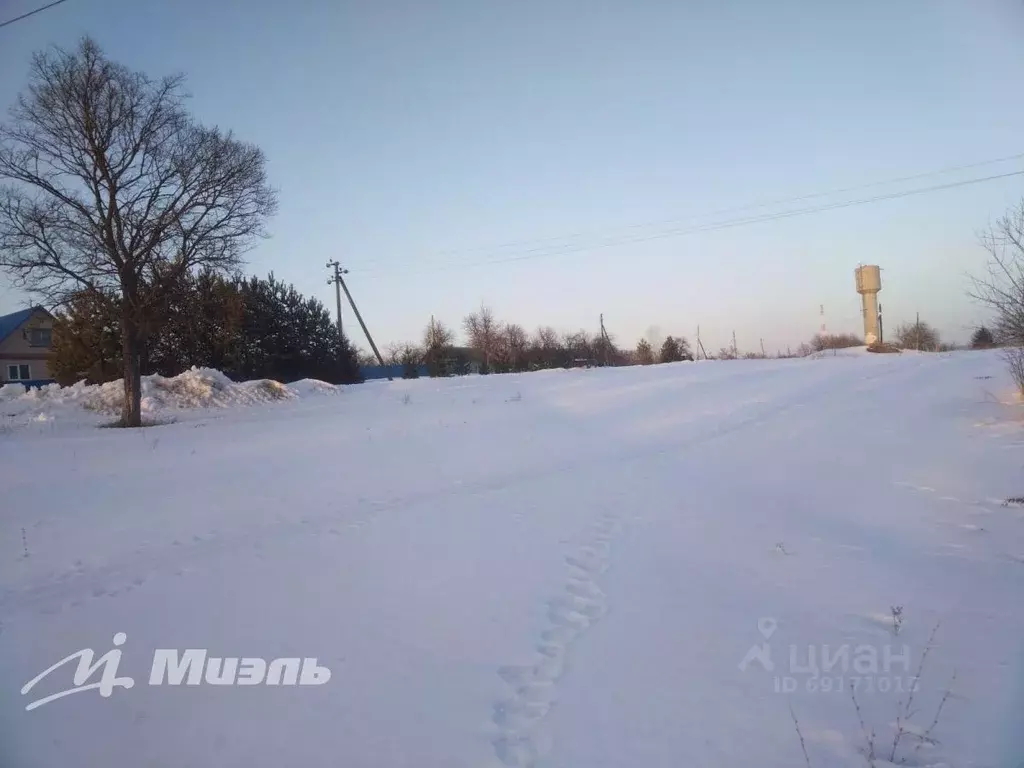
351,167,1024,277
0,0,71,30
348,151,1024,273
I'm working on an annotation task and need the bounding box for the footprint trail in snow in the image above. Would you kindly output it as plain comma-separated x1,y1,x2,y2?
491,511,622,767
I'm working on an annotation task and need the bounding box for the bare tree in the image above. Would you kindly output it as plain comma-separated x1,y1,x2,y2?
423,316,454,351
0,39,276,425
591,330,620,366
501,322,528,372
809,332,864,353
463,304,500,372
1005,347,1024,392
385,341,421,366
534,326,559,351
971,201,1024,345
676,335,694,361
895,320,940,351
355,348,378,367
382,341,422,378
422,316,454,376
562,330,591,364
530,326,561,369
969,201,1024,390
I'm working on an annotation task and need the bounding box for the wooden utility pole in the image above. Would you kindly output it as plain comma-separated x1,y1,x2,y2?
326,261,347,342
599,313,610,366
327,261,390,381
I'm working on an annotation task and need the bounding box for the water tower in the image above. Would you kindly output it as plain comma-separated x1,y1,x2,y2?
854,265,882,344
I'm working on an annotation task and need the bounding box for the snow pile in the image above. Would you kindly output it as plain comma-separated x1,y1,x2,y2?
133,368,293,414
0,367,340,423
287,378,344,397
0,382,29,400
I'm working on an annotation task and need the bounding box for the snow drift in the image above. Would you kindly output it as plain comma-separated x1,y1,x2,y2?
0,366,340,424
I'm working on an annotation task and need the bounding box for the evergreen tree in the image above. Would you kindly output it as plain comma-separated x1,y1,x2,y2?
970,326,995,349
659,336,684,363
51,290,122,385
51,272,361,386
234,273,360,384
146,270,244,377
635,339,655,365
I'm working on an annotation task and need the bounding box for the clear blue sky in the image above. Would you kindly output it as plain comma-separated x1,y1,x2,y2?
2,0,1024,353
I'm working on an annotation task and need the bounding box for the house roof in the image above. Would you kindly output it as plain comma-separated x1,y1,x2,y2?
0,306,51,344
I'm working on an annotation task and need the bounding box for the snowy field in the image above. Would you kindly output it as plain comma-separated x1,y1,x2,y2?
1,350,1022,767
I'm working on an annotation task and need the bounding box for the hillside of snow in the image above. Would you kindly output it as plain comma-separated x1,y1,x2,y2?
1,350,1022,767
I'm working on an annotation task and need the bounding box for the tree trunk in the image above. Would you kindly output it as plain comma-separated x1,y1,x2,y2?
121,312,143,427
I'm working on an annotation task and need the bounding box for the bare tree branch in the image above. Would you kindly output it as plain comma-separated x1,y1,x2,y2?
463,304,500,372
969,200,1024,350
0,37,277,425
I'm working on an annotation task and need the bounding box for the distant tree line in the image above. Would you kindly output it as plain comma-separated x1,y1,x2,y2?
54,279,997,389
51,271,361,386
792,323,985,356
374,303,1004,381
375,304,701,379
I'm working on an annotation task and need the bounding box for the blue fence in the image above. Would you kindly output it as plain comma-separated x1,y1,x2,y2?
3,379,55,390
359,364,429,381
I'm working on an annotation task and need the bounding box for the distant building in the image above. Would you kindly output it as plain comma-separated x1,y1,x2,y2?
0,306,56,387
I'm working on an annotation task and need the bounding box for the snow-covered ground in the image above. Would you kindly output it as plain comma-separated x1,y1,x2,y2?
1,351,1022,767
